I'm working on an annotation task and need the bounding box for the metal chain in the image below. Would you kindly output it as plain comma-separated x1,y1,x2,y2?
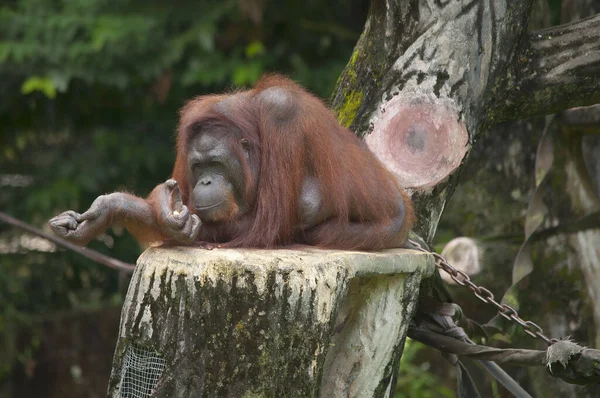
409,239,558,345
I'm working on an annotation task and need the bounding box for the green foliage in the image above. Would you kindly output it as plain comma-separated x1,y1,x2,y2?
395,339,455,398
0,0,365,385
21,76,57,98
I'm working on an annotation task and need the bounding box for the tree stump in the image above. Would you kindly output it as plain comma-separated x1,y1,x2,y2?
105,247,434,398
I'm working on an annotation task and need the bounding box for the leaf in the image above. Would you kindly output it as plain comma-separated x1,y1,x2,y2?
245,41,265,58
0,43,10,62
524,191,547,238
21,76,57,99
511,244,534,289
534,119,554,184
232,61,263,86
504,116,555,304
48,72,70,93
197,30,215,52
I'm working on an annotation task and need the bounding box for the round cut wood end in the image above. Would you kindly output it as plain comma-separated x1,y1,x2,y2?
367,96,469,190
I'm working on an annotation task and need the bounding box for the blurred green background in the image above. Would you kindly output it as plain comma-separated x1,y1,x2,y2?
0,1,396,396
2,1,599,397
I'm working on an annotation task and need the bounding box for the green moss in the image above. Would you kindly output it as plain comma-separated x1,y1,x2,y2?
258,345,269,368
334,44,388,127
347,50,359,83
333,49,364,127
337,90,363,128
235,320,244,332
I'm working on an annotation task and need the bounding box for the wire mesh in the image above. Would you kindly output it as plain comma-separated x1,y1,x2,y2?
119,343,166,398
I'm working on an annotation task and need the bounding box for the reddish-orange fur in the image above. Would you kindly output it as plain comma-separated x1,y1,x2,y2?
148,75,414,250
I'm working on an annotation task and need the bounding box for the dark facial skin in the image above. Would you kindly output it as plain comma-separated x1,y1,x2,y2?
47,126,254,247
187,126,252,223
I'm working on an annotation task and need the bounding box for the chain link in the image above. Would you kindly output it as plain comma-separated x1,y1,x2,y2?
409,239,558,345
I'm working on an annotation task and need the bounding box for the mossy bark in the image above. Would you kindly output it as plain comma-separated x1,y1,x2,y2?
330,0,600,243
106,247,434,398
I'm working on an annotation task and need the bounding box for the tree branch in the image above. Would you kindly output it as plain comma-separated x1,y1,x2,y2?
0,211,135,273
530,211,600,242
559,104,600,129
497,14,600,121
331,0,536,242
408,326,546,366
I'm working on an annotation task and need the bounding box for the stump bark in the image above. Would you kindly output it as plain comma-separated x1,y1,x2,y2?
105,247,433,398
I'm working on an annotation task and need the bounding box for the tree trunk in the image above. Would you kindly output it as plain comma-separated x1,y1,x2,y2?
326,0,600,395
427,0,600,395
330,0,600,243
106,247,433,397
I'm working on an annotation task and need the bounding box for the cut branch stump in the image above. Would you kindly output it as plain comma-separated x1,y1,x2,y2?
106,247,434,397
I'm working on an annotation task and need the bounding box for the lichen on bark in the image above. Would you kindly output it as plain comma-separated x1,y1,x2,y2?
106,247,434,398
